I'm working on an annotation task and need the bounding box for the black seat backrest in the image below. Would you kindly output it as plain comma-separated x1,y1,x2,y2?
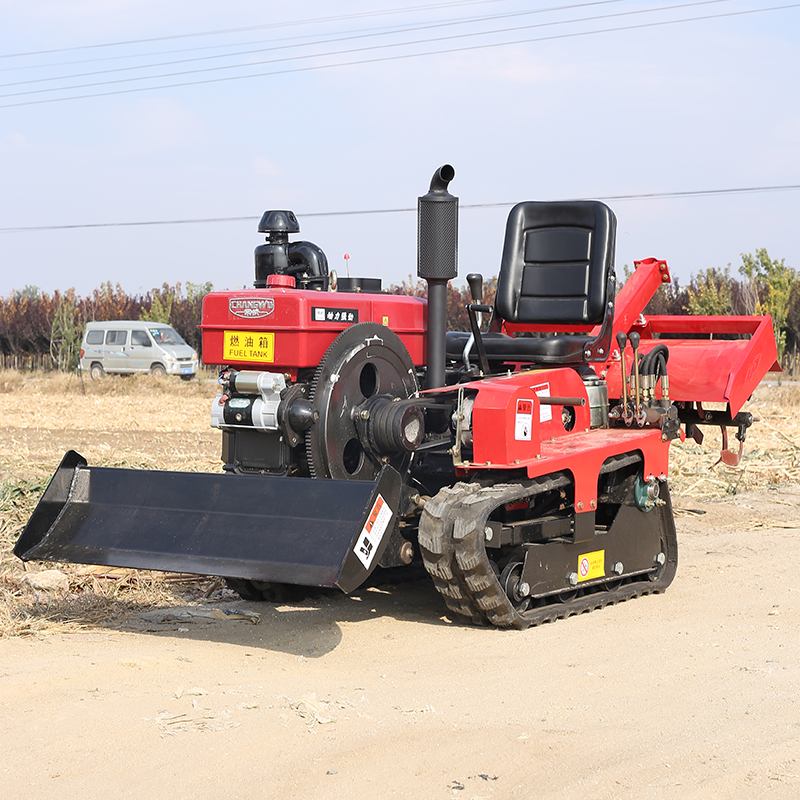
494,200,616,326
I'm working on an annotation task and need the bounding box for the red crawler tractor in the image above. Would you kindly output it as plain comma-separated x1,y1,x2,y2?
15,166,778,628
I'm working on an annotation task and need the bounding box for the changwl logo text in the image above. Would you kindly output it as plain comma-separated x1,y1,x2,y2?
229,298,274,319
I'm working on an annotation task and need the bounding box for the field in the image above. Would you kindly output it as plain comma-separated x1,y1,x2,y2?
0,370,798,798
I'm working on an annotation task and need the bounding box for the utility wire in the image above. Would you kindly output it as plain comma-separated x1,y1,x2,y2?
0,0,629,89
0,0,622,75
2,1,796,109
0,0,731,99
0,0,511,59
2,183,798,233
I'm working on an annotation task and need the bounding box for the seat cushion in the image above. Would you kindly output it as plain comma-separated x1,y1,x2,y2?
446,331,594,365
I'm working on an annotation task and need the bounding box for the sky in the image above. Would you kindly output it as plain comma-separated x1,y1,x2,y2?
0,0,798,299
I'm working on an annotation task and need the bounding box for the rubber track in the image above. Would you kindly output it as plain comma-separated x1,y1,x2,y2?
419,471,679,630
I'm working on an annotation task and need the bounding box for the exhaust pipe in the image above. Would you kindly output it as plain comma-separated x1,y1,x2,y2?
417,165,458,389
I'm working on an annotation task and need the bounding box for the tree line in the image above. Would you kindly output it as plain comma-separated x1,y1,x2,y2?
0,248,793,371
0,282,211,371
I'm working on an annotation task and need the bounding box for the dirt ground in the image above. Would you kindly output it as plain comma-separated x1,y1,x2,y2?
1,372,798,799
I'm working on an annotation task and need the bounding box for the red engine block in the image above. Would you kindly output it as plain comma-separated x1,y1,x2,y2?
201,284,427,379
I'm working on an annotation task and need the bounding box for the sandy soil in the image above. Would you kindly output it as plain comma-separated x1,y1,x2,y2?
1,375,798,799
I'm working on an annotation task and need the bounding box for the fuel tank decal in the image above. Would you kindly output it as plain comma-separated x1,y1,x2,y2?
223,330,275,363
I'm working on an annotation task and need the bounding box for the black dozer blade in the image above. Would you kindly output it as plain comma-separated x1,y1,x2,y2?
14,451,402,594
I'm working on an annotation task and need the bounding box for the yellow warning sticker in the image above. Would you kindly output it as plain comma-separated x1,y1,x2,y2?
223,330,275,363
577,549,605,582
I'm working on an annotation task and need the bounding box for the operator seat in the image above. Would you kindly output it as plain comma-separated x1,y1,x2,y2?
446,200,616,367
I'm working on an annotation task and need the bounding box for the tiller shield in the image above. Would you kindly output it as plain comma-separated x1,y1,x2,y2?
14,451,401,593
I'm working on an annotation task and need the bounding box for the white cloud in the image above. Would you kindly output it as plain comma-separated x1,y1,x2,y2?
112,96,202,154
254,157,280,176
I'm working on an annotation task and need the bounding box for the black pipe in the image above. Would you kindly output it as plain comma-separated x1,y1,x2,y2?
428,164,455,193
417,164,458,389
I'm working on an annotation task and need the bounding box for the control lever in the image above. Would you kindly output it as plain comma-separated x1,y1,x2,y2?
629,331,641,417
616,331,628,410
463,273,488,374
466,273,483,302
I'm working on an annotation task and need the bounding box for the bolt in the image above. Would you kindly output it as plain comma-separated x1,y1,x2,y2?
568,572,579,586
360,409,370,420
484,526,493,542
590,499,596,509
518,582,531,597
399,541,414,564
598,348,604,355
613,561,624,575
659,263,667,271
659,473,667,482
584,350,591,359
661,274,669,282
655,552,666,565
577,501,584,511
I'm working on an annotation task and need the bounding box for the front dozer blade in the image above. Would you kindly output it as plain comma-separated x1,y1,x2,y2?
14,451,401,594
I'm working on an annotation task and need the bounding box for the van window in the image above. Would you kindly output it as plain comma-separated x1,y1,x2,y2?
86,330,104,345
106,331,127,345
149,327,186,346
131,330,151,347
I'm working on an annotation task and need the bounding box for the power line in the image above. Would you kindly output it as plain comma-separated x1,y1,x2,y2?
0,0,510,59
2,183,798,234
0,0,730,100
0,0,622,77
0,0,627,90
5,1,795,108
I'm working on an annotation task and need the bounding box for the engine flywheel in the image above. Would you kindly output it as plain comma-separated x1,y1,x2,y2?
306,322,418,480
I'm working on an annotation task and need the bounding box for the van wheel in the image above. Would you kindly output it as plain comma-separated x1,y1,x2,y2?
150,364,166,377
90,363,104,380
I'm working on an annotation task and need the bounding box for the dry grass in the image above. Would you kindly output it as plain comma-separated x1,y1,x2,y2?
669,380,800,499
1,370,798,638
0,369,224,638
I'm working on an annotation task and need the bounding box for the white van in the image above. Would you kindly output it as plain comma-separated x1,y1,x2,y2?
79,321,199,380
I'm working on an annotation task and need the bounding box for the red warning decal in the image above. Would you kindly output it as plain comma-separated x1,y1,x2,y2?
354,494,393,570
515,398,534,441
